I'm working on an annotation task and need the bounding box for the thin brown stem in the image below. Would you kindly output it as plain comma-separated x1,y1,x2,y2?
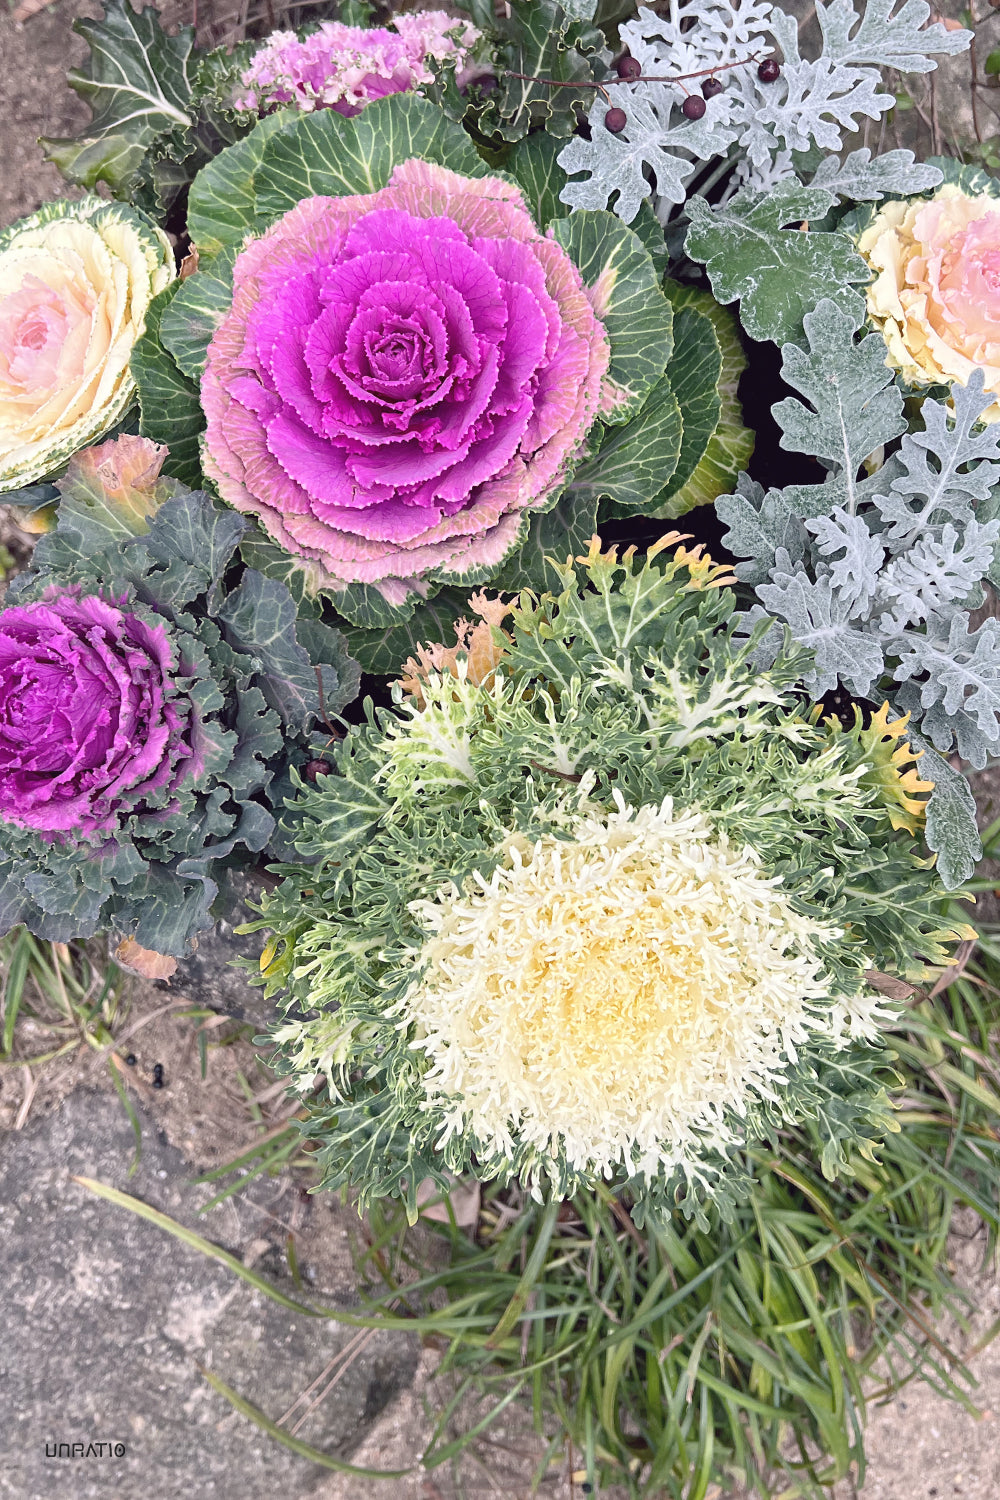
505,51,765,105
970,0,984,144
930,68,942,157
505,70,613,104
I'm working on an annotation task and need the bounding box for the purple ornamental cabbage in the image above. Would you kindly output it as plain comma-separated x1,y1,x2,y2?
0,463,360,955
0,592,192,838
201,159,612,602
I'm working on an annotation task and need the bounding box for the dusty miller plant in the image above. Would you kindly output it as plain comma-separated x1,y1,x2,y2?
717,300,1000,887
557,0,970,223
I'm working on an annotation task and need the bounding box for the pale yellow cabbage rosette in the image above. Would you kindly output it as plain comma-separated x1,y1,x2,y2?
0,197,175,491
858,181,1000,421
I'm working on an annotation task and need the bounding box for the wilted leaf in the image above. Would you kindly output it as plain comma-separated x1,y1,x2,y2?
113,936,179,979
59,434,179,536
864,968,916,1002
415,1174,481,1229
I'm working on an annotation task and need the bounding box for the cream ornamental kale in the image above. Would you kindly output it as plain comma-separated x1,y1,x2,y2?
251,539,970,1224
716,300,1000,888
0,438,358,958
556,0,969,224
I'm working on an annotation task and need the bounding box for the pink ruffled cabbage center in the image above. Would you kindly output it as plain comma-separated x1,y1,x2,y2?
201,160,610,593
912,196,1000,358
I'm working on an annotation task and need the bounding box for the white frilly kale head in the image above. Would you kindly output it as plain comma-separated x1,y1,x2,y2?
257,539,972,1224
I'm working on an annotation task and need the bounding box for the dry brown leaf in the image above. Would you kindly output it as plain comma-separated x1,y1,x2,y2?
415,1175,481,1229
929,937,977,997
398,593,512,705
865,968,917,1002
11,0,56,22
113,937,178,980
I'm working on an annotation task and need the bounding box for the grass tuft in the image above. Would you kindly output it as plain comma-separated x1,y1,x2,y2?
0,930,129,1077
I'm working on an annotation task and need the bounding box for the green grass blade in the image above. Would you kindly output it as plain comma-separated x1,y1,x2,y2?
73,1176,324,1318
486,1199,560,1348
197,1365,415,1478
1,930,31,1056
107,1060,142,1178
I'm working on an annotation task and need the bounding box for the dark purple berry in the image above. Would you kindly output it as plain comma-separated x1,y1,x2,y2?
615,54,641,81
681,94,707,120
701,76,725,99
757,58,781,82
125,1054,137,1067
604,106,628,133
304,759,333,782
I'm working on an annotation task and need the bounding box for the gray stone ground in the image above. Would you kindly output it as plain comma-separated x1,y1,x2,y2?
0,1089,419,1500
0,975,588,1500
3,3,1000,1498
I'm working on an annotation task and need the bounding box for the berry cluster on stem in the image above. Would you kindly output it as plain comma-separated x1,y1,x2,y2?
503,50,781,132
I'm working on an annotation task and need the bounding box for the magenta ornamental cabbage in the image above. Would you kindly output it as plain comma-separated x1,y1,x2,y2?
201,159,612,598
0,592,191,838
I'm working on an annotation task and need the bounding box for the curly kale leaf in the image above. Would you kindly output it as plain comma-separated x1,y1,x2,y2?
130,46,257,221
41,0,257,215
218,570,360,733
472,0,607,142
40,0,196,195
